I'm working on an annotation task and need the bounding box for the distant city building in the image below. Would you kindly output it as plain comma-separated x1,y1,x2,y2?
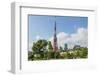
73,45,81,49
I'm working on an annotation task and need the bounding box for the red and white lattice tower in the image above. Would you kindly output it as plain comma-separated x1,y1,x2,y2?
53,21,58,51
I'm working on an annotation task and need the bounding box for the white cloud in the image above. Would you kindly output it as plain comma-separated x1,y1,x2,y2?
29,28,88,51
49,27,88,49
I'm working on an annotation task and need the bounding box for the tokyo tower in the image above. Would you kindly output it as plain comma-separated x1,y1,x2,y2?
53,20,58,52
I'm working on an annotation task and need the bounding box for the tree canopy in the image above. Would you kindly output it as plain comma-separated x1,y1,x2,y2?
28,39,88,61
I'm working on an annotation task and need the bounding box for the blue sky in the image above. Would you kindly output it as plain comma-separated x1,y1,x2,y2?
28,15,88,44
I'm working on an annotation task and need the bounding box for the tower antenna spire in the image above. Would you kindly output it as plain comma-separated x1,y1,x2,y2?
53,16,58,51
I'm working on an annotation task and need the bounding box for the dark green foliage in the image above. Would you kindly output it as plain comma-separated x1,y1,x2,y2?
66,52,74,59
60,46,63,52
54,51,60,59
28,39,88,61
48,41,53,50
28,51,34,60
32,39,48,54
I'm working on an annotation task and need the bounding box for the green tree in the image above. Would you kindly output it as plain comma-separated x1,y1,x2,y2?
32,39,48,53
73,47,88,58
79,48,88,58
47,51,55,59
47,41,53,59
54,51,60,59
32,39,48,59
60,46,63,52
28,51,34,60
48,41,53,51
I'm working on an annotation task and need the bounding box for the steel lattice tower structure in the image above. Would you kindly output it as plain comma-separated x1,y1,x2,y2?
53,20,58,51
